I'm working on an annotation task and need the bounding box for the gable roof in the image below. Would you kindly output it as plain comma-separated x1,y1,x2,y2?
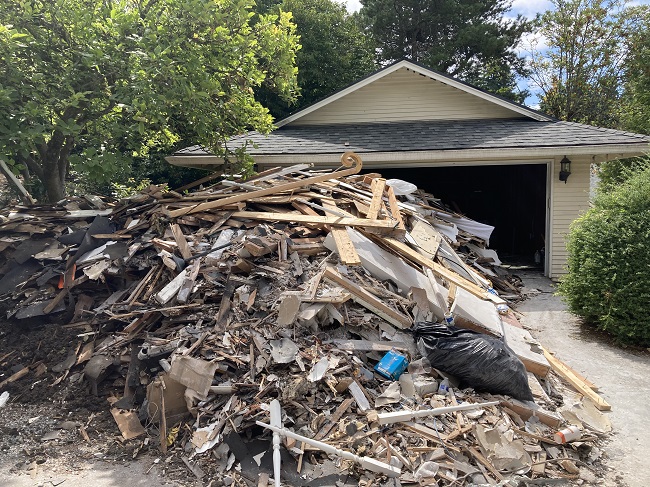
275,59,553,127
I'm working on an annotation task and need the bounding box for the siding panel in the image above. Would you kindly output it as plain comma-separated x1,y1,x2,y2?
550,156,591,278
292,68,522,125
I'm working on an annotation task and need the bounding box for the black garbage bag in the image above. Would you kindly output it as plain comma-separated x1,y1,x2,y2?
412,321,534,401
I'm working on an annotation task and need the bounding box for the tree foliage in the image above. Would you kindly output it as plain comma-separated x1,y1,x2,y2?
358,0,532,102
620,7,650,134
558,159,650,346
528,0,633,126
0,0,299,202
255,0,375,119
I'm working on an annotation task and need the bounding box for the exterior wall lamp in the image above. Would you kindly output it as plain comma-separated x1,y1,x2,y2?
559,156,571,183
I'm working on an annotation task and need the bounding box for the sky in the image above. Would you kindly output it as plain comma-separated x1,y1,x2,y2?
336,0,554,16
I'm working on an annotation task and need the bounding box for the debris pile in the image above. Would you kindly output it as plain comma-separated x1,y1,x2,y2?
0,153,612,485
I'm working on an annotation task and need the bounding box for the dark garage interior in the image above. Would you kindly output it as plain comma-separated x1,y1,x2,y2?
378,164,548,264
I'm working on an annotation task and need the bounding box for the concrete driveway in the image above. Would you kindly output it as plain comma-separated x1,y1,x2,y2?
517,270,650,487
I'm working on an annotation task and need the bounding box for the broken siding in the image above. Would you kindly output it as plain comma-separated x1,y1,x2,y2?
550,155,591,278
290,67,523,126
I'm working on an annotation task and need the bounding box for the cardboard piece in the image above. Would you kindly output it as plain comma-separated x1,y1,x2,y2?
111,408,146,440
168,356,218,400
146,373,188,423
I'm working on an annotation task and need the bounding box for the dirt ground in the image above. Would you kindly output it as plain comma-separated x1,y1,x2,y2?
1,270,649,486
517,270,650,487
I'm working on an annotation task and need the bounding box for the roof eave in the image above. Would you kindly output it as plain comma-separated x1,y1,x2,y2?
253,144,648,167
165,155,225,169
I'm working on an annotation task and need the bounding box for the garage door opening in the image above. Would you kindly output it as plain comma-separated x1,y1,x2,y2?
379,164,548,266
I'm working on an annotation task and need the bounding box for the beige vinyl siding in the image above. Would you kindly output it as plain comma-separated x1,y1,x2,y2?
290,67,523,126
550,155,591,278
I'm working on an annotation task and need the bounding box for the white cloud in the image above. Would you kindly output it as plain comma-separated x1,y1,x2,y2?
510,0,553,19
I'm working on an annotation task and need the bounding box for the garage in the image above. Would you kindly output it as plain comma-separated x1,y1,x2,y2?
168,60,649,278
379,163,548,265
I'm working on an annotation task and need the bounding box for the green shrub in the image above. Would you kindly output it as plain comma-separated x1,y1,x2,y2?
596,156,650,193
558,161,650,346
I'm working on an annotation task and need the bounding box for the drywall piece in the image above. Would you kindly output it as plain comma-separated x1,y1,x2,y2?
277,294,302,326
466,243,502,266
325,229,445,319
475,423,531,472
375,382,401,408
560,392,612,434
348,381,370,411
450,287,503,337
504,325,551,378
431,211,494,244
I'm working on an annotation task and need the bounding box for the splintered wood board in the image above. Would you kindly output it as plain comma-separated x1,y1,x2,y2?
230,211,403,233
320,199,361,266
542,347,610,411
323,267,411,329
500,398,562,428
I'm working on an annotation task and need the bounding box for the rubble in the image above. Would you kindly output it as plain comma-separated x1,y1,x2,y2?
0,152,613,485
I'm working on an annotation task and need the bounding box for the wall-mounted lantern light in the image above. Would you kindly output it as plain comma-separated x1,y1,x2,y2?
559,156,571,183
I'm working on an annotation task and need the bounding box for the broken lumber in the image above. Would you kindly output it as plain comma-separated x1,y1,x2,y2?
323,267,411,329
542,347,611,411
168,152,362,217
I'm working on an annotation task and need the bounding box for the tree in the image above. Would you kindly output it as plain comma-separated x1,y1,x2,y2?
358,0,532,102
620,7,650,134
528,0,631,127
255,0,375,119
0,0,299,202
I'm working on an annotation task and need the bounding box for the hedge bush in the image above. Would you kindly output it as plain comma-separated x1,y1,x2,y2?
558,162,650,346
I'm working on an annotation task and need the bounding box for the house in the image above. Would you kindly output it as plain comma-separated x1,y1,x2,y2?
167,60,649,278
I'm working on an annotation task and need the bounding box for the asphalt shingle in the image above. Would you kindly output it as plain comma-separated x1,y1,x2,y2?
174,119,649,157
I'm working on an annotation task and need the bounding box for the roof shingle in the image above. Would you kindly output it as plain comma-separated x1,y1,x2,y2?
174,119,649,157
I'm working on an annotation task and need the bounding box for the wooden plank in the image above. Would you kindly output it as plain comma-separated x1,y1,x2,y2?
465,446,506,482
0,366,29,389
0,158,35,204
230,211,404,234
321,199,361,266
314,398,355,440
500,399,562,428
376,235,504,304
366,178,386,220
170,224,192,260
155,269,188,305
168,154,362,217
542,347,611,411
326,339,409,352
386,185,406,231
323,267,411,329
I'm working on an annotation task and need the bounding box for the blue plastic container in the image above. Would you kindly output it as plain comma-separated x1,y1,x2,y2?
374,349,409,380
